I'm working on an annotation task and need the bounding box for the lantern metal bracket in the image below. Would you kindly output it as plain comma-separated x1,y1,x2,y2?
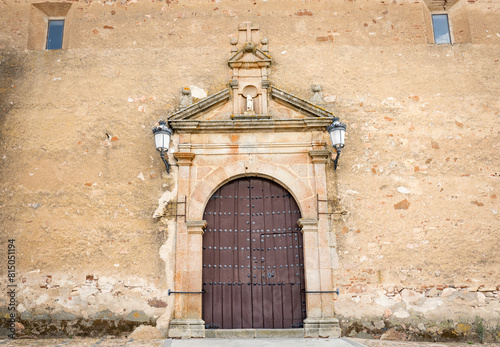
159,150,170,173
333,145,342,170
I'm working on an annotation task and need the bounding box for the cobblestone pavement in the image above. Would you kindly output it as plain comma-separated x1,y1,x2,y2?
0,338,498,347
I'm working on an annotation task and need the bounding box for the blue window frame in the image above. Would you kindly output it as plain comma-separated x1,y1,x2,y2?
46,20,64,50
432,14,451,44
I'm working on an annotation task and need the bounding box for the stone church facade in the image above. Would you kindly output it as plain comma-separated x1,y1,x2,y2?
0,0,499,342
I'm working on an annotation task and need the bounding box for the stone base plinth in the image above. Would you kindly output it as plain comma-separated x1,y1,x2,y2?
205,328,305,338
168,319,205,338
303,318,341,338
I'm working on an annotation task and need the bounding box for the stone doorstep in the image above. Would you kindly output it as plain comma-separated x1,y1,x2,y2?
205,328,305,338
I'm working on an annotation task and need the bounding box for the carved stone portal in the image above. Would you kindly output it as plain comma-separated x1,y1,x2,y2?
166,22,341,339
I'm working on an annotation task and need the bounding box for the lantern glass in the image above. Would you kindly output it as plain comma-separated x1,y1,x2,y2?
328,122,346,148
153,121,172,152
155,131,171,151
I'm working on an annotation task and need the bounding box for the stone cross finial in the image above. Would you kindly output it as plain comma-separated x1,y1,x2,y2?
239,22,259,44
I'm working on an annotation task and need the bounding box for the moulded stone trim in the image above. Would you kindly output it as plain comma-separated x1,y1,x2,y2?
298,218,319,231
173,152,196,166
189,141,322,150
270,87,336,119
186,220,207,234
308,149,330,164
170,119,332,133
169,89,230,121
187,162,316,221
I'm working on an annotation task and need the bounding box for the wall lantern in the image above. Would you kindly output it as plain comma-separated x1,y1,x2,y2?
152,121,173,173
327,117,346,170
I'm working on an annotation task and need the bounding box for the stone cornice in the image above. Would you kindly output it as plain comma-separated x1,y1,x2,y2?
179,141,326,151
170,118,332,133
271,86,335,119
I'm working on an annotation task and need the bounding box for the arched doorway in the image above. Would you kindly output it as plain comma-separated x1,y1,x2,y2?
202,177,306,329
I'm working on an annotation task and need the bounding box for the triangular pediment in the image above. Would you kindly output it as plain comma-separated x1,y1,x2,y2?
228,48,271,69
169,86,334,122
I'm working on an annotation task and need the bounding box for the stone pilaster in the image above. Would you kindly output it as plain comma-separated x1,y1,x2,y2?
169,220,207,338
298,218,322,319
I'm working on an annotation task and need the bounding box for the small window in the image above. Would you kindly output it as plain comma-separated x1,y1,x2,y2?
46,20,65,50
432,14,451,44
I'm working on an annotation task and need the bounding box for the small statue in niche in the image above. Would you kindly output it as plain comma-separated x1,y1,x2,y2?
246,95,254,112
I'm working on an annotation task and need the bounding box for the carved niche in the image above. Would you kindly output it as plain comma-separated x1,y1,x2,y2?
228,22,272,115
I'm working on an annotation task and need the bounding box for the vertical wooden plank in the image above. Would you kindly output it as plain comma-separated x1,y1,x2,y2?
213,189,223,328
276,183,293,328
250,177,264,329
255,179,271,328
219,182,234,328
213,188,223,328
238,178,252,328
285,193,301,327
261,181,274,328
231,179,242,329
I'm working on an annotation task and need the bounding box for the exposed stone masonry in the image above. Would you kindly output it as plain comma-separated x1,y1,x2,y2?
337,285,500,341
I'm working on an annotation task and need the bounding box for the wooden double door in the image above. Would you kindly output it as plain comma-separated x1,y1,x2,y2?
202,177,306,329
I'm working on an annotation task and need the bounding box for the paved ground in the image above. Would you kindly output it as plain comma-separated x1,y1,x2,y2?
0,338,498,347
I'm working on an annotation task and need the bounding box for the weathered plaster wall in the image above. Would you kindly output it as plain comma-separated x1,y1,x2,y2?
0,0,499,341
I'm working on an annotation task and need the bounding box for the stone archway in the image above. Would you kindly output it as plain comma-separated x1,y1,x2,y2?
168,154,340,338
